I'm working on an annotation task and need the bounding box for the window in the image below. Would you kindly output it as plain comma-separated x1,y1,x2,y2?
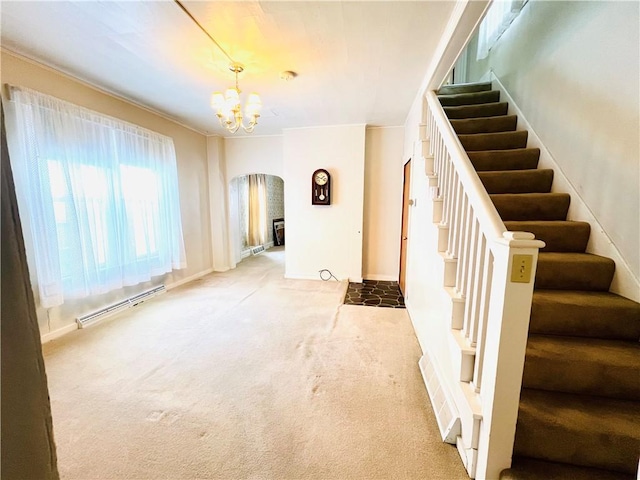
477,0,528,60
7,86,186,308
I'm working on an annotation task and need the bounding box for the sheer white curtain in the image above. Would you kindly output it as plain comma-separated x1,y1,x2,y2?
8,86,186,308
477,0,526,60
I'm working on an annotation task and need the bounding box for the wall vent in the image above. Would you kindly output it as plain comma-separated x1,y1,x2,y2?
76,285,166,328
250,245,265,255
419,353,461,444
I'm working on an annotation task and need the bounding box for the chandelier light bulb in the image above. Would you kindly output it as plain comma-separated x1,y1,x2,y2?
211,92,225,111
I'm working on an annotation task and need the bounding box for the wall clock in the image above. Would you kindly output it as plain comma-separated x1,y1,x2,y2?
312,168,331,205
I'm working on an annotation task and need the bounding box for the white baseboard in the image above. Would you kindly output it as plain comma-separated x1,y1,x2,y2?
491,72,640,302
284,273,349,282
41,322,77,344
284,273,322,281
363,274,399,282
166,268,214,290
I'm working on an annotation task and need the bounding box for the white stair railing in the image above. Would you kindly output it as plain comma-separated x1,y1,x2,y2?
424,90,545,479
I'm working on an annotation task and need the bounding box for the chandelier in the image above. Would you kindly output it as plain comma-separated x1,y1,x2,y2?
211,63,262,134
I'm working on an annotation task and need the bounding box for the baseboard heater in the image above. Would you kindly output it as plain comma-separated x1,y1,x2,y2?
76,285,166,328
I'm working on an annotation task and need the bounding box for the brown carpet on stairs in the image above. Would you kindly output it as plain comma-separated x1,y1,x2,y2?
438,83,640,480
468,148,541,171
450,114,518,134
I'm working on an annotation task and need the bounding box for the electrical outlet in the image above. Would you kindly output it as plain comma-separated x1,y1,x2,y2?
511,254,533,283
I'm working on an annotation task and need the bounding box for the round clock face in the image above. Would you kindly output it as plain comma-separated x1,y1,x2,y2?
314,171,328,185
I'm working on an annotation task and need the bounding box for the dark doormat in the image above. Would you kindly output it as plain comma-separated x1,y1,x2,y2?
344,280,405,308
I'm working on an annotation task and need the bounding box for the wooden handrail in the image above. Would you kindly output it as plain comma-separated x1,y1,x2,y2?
426,90,506,245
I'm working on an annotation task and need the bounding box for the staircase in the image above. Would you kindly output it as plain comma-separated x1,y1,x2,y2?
436,82,640,479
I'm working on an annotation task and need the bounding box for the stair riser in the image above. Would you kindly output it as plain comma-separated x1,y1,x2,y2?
504,221,590,252
530,291,640,341
469,150,540,171
438,90,500,106
535,259,614,291
451,115,518,134
523,340,640,400
444,102,509,119
501,457,636,480
438,82,492,95
460,131,528,151
479,170,553,194
515,394,640,474
491,194,570,221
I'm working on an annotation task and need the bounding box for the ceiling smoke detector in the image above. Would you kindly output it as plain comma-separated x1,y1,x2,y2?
279,70,297,81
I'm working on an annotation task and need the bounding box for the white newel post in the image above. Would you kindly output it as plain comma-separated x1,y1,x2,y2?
475,232,544,480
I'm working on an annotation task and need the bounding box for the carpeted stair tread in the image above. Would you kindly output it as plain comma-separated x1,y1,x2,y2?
437,82,492,95
504,221,590,252
523,335,640,400
438,90,500,106
468,148,540,171
500,457,636,480
530,290,640,340
444,102,509,119
535,253,615,291
514,389,640,474
459,130,528,151
450,115,518,134
478,169,553,194
491,193,570,221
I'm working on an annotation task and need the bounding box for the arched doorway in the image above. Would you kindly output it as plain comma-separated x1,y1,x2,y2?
229,174,284,265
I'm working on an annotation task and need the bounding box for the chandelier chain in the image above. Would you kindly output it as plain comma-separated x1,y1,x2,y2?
175,0,261,133
173,0,235,64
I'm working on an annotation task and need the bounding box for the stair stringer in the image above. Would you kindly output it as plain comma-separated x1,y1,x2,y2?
490,71,640,302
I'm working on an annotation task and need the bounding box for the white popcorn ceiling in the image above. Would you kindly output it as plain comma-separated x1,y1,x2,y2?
1,1,456,136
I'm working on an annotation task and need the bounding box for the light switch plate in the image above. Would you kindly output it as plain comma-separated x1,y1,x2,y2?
511,254,533,283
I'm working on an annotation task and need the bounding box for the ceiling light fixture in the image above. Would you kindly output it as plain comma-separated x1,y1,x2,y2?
211,63,262,134
173,0,262,134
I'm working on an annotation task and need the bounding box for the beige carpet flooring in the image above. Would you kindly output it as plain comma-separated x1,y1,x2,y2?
43,247,467,479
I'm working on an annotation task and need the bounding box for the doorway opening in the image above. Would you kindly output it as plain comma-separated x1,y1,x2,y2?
229,174,285,264
399,159,411,295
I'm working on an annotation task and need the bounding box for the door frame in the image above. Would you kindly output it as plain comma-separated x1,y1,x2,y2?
399,158,411,295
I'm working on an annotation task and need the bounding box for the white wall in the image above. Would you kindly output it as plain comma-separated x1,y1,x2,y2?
466,0,640,281
363,127,405,281
208,135,233,272
283,125,366,281
224,135,283,181
1,51,213,338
